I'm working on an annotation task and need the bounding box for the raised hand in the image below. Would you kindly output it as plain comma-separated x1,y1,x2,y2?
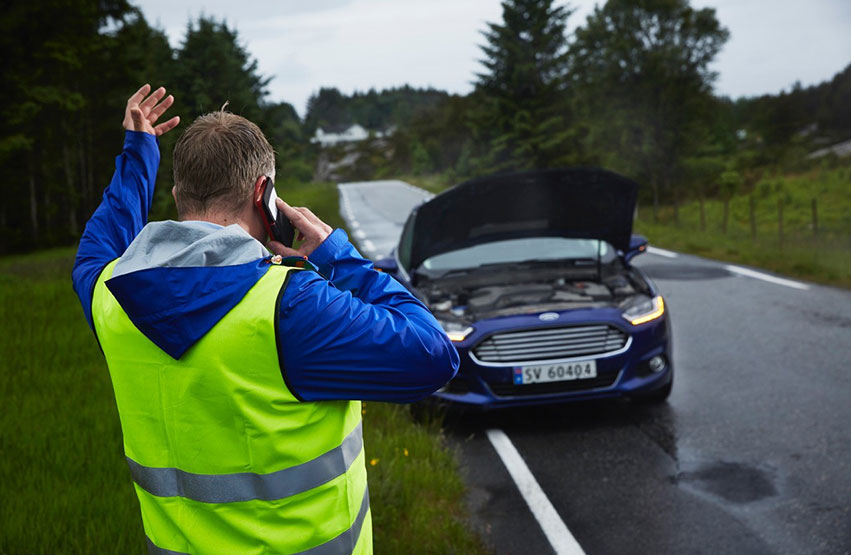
122,84,180,137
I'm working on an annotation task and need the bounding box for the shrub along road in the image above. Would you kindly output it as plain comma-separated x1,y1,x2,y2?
340,179,851,555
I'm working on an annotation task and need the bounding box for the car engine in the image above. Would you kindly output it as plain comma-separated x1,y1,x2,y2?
423,271,649,321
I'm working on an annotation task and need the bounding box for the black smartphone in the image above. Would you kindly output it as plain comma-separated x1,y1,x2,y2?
253,176,296,247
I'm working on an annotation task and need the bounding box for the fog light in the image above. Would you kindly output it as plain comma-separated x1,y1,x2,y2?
648,355,666,373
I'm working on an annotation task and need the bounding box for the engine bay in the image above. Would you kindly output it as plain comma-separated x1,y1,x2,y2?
421,267,651,321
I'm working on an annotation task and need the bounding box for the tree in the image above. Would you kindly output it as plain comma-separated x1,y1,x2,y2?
304,86,449,137
0,0,137,249
304,87,351,135
570,0,729,220
0,7,285,250
172,17,270,124
263,101,313,182
473,0,580,172
402,94,478,173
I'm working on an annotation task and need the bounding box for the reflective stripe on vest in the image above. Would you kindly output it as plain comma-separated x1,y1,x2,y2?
128,421,363,503
147,487,371,555
93,260,372,555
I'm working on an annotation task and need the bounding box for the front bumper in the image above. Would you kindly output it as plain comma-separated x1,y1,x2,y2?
433,316,671,409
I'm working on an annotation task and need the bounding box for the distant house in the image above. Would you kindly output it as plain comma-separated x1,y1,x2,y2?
311,124,392,147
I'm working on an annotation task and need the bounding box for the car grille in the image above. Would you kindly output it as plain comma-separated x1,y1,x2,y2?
473,324,628,363
488,373,619,397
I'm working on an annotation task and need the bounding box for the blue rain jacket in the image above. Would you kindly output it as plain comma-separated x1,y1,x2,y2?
72,131,458,402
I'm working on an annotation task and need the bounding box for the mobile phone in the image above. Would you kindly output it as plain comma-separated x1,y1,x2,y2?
253,176,296,247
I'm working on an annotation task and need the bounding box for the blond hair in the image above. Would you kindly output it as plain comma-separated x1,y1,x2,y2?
173,111,274,217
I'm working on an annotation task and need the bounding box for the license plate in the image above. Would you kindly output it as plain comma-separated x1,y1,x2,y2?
514,361,597,384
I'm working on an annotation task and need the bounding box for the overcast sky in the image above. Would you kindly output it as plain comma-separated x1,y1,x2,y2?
134,0,851,116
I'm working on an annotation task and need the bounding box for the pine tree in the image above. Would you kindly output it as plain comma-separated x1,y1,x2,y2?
173,17,270,124
473,0,579,172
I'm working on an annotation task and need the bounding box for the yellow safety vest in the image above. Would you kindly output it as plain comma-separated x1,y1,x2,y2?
92,259,372,554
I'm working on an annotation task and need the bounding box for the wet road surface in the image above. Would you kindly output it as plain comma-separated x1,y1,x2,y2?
338,180,432,259
338,180,851,555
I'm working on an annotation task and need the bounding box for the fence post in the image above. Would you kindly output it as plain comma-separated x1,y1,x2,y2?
812,198,818,237
750,195,757,241
778,197,784,249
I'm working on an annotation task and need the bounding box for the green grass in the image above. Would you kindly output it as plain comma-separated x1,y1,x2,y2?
360,404,485,554
0,183,486,554
635,166,851,288
279,179,347,230
0,248,145,554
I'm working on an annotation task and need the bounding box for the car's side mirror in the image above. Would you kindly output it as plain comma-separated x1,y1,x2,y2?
624,234,648,263
374,256,398,274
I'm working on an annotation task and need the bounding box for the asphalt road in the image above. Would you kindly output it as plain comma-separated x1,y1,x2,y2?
337,180,432,259
337,180,851,555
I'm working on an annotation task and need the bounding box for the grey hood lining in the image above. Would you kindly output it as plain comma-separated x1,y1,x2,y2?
114,221,270,277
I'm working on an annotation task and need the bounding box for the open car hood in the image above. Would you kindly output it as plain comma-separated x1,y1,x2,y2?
398,168,639,272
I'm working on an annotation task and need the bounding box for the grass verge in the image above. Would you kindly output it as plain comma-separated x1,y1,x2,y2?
636,221,851,288
635,166,851,288
0,180,486,554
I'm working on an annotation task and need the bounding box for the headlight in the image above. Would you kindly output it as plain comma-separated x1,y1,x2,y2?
621,295,665,326
438,320,474,342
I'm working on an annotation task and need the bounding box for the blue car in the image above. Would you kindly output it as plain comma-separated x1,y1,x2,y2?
375,168,672,408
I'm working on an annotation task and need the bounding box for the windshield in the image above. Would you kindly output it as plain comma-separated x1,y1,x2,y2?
420,237,616,273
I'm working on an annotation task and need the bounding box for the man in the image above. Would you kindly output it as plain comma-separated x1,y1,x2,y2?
72,84,459,554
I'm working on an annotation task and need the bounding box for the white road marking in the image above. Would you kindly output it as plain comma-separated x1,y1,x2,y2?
353,229,366,239
725,265,810,290
646,246,678,258
362,240,376,252
486,429,586,555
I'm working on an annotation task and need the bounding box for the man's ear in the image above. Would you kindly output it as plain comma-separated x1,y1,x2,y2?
254,175,267,193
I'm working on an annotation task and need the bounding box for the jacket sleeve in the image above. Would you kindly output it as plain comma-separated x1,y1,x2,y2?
276,229,459,403
72,131,160,329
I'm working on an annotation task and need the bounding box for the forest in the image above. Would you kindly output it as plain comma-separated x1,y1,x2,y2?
1,0,849,253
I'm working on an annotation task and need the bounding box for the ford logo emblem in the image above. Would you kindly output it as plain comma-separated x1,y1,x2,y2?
538,312,559,321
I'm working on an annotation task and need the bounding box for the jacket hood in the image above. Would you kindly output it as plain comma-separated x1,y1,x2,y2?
397,168,639,272
106,221,272,359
